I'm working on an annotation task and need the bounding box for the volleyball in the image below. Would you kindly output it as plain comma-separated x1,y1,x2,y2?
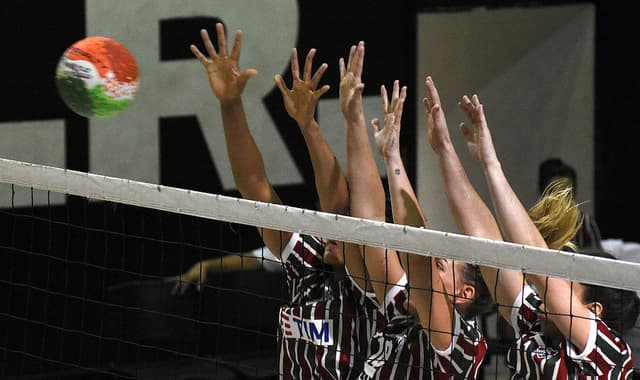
55,36,139,119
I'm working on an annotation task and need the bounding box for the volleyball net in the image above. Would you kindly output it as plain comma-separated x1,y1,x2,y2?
1,157,639,379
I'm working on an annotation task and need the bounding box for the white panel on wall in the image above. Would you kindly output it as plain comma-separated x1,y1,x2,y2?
416,4,594,233
0,120,66,207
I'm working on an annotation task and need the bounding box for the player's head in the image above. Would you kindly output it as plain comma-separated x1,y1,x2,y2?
538,157,577,196
576,248,640,334
529,182,639,336
434,258,494,319
459,263,494,318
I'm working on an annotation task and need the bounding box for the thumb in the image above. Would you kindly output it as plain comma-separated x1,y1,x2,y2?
371,118,380,134
274,75,289,97
459,122,473,142
241,68,258,81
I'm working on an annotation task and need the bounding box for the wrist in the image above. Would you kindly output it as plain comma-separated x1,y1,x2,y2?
297,119,318,133
384,153,403,167
342,109,365,125
482,157,502,173
219,97,243,109
433,142,456,158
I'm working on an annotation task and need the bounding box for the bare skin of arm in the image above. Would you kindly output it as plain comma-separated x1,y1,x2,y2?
275,46,367,286
372,80,452,349
191,23,291,257
274,48,348,215
340,41,405,316
457,87,593,352
423,76,521,324
167,253,265,294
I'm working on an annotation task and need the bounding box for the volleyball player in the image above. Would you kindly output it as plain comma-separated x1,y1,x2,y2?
191,23,381,379
423,75,639,378
340,41,489,378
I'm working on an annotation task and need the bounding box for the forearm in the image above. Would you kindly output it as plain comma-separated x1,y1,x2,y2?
201,255,263,274
482,159,545,248
438,147,499,239
384,154,426,277
438,148,522,317
220,99,291,256
346,113,403,301
346,115,386,220
299,120,349,214
221,99,278,204
384,154,426,229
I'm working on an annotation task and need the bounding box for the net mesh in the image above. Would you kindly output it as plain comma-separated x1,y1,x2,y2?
1,157,639,379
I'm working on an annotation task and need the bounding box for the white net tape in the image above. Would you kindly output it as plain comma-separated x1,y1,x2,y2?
1,157,639,292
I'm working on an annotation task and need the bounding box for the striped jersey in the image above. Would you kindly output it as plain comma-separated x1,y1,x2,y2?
361,276,487,379
507,285,634,379
278,233,382,379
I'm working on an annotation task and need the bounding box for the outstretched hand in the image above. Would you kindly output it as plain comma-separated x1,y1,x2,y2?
339,41,365,122
190,22,257,104
274,48,330,129
372,80,406,159
164,261,209,295
372,114,398,159
423,76,454,155
458,94,498,168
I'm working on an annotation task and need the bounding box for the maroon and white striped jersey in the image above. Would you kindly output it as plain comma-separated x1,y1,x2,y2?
361,275,487,379
278,233,383,379
507,285,634,379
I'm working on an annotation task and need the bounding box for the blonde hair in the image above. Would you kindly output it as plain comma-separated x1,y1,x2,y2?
528,178,582,251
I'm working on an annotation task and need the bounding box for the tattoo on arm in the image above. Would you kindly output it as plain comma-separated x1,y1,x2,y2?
394,168,401,176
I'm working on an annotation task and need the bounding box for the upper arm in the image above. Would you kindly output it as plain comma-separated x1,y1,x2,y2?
239,183,291,261
260,229,292,262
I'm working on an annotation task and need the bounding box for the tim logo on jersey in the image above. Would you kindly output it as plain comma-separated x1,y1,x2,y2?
280,308,334,346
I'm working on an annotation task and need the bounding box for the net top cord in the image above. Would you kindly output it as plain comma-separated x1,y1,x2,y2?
1,156,638,293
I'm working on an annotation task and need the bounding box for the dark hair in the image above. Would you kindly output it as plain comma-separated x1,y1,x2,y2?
578,248,640,333
460,263,495,319
538,158,577,196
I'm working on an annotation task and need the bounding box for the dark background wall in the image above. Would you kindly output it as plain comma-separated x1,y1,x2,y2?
0,1,416,377
1,0,635,240
0,0,637,378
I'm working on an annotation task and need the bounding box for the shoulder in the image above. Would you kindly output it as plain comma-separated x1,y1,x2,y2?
281,233,325,266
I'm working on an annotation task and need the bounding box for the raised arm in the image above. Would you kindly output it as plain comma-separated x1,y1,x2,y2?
340,41,405,311
372,82,425,234
274,48,348,214
166,246,281,294
371,80,454,349
275,46,368,288
423,76,521,323
191,23,290,257
457,90,593,351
